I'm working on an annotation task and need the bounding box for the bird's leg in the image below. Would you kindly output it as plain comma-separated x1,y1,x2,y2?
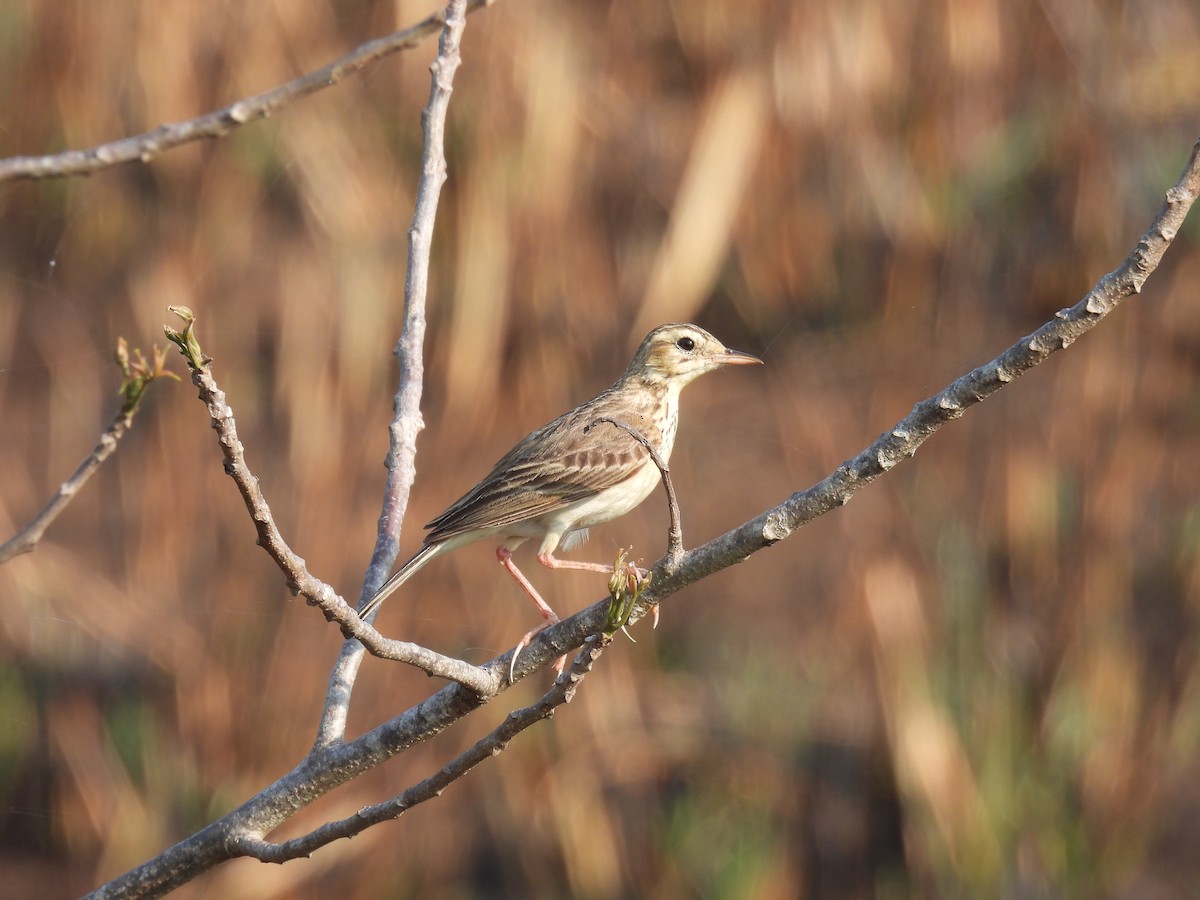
497,547,566,682
541,549,657,635
538,550,650,583
501,547,561,619
535,551,620,574
540,548,654,635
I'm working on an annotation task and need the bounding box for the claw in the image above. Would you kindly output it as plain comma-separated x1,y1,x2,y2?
509,639,526,684
509,619,567,683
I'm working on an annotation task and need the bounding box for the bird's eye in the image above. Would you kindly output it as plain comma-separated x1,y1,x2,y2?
676,336,696,352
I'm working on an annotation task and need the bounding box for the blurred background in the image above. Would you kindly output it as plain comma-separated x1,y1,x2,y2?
2,0,1199,896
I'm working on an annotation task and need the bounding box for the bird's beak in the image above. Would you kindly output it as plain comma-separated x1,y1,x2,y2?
715,348,764,366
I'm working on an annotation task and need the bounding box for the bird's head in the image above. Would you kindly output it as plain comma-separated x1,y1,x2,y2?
627,323,762,388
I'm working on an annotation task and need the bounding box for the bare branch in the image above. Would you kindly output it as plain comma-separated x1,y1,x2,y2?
87,665,503,898
0,340,175,564
692,135,1200,571
316,0,473,747
237,636,609,862
162,307,497,697
0,0,492,184
89,137,1200,899
509,135,1200,659
0,410,134,564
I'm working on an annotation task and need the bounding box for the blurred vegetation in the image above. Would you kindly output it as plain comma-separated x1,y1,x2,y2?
1,0,1199,897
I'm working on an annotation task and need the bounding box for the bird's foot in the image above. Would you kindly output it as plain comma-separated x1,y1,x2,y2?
510,617,565,684
619,604,658,641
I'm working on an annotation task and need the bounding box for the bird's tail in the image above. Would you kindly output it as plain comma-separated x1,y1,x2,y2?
359,543,442,620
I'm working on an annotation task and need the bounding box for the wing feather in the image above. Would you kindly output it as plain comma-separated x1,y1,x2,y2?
425,388,661,542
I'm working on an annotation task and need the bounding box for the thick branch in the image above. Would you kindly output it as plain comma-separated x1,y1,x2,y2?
502,135,1200,671
88,667,500,898
0,0,491,184
91,136,1199,898
239,636,607,862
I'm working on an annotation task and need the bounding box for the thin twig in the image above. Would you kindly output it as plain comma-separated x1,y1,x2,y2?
316,0,473,748
163,307,496,697
0,410,134,564
0,0,491,184
587,416,684,567
0,340,175,564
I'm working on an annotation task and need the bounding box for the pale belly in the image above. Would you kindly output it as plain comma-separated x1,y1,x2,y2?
500,458,664,551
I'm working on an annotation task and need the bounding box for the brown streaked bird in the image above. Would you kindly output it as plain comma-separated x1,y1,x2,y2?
359,323,762,678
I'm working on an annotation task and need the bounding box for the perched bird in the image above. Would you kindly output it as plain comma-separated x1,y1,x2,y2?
360,323,762,678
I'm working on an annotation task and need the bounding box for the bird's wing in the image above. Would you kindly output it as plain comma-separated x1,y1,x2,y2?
425,398,653,541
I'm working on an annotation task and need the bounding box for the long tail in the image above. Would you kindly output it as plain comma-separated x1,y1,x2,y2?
359,543,444,620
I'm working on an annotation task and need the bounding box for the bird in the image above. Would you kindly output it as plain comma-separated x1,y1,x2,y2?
359,323,762,679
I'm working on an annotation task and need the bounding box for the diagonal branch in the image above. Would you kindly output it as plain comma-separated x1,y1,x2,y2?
0,340,176,564
697,134,1200,573
0,0,491,184
503,135,1200,669
91,136,1200,900
0,408,136,564
163,306,496,697
87,633,602,897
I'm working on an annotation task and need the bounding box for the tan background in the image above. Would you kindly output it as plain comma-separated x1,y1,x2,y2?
2,0,1200,896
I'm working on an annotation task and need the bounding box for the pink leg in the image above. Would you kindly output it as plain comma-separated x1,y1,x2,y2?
497,547,565,681
537,551,650,581
499,547,561,621
535,551,615,574
539,550,656,634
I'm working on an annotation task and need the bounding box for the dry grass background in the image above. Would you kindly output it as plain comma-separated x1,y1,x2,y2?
2,0,1200,897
